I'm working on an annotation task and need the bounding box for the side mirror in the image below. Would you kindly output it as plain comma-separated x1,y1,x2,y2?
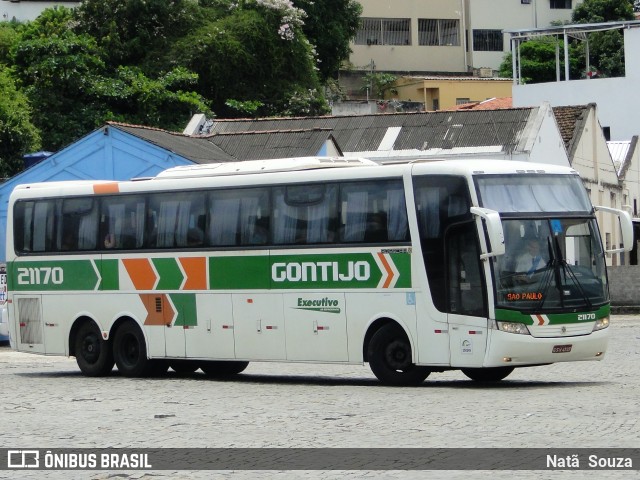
593,206,634,253
470,207,506,260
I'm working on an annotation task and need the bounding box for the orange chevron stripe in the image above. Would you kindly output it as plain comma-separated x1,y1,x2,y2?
140,294,175,326
536,314,545,326
377,253,394,288
179,257,207,290
122,258,157,290
93,182,120,194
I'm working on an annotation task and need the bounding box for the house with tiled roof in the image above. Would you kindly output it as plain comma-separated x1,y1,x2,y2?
205,103,568,166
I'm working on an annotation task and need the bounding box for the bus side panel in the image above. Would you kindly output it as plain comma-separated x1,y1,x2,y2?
283,292,348,362
186,293,235,360
232,293,286,360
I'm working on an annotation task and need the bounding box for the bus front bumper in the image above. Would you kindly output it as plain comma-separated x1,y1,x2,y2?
483,327,609,367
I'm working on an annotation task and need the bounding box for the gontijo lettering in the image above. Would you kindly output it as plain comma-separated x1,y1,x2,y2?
272,261,370,282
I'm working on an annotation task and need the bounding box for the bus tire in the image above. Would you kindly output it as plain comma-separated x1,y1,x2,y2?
170,360,200,374
367,323,430,386
461,367,514,382
201,361,249,377
74,321,114,377
113,321,153,377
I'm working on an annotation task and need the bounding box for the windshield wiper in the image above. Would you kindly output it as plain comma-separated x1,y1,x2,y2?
553,236,593,309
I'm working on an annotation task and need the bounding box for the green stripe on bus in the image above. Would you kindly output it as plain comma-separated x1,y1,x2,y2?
495,305,610,324
8,260,99,291
100,259,119,291
170,293,197,327
153,258,184,290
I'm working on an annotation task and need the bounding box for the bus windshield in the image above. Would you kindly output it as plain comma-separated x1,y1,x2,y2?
491,218,608,311
475,174,607,312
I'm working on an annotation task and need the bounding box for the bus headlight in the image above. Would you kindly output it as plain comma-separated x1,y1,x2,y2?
592,316,610,332
496,321,531,335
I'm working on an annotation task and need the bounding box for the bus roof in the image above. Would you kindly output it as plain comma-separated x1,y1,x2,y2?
156,156,379,179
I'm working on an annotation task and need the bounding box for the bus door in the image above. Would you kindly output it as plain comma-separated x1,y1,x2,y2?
445,222,489,367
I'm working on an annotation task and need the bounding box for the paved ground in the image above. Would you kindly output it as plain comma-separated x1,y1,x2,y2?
1,316,639,480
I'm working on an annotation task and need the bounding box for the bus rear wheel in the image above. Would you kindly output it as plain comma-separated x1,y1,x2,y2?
461,367,514,382
367,323,430,386
201,361,249,377
75,321,114,376
113,321,154,377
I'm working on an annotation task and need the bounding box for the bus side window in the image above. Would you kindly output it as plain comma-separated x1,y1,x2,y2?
340,181,407,244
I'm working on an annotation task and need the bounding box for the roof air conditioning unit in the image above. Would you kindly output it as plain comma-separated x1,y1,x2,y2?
478,68,493,78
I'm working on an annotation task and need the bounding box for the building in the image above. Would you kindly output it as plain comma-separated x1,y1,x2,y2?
0,0,77,22
393,75,513,111
349,0,582,75
510,21,640,141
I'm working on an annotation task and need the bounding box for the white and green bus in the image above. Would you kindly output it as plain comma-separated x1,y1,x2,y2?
5,157,633,385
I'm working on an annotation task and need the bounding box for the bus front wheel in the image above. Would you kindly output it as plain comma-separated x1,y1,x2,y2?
113,321,153,377
367,323,430,386
461,367,514,382
74,321,114,376
201,361,249,377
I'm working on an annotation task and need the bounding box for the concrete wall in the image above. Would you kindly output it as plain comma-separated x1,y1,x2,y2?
608,266,640,306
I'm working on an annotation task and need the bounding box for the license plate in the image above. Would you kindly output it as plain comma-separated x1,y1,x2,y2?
552,344,572,353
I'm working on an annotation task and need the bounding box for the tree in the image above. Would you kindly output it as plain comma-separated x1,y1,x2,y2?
12,27,107,150
12,6,211,150
572,0,635,77
0,22,22,65
74,0,204,73
294,0,362,80
0,66,40,178
498,37,582,83
361,73,398,98
172,1,327,117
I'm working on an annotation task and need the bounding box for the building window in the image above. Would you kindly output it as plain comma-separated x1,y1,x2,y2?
472,30,503,51
522,0,532,4
355,18,411,46
418,19,460,46
456,98,471,105
550,0,572,8
603,126,611,141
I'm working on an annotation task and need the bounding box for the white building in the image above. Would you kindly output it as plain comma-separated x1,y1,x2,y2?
511,21,640,142
1,1,77,22
349,0,581,74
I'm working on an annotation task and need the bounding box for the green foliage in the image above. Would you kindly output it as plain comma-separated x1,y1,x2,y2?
0,66,40,178
361,73,398,99
92,66,212,130
225,99,264,116
74,0,204,72
173,4,324,117
294,0,362,80
572,0,635,78
0,22,22,65
0,0,357,169
12,29,107,150
281,87,329,117
498,37,582,83
573,0,634,22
